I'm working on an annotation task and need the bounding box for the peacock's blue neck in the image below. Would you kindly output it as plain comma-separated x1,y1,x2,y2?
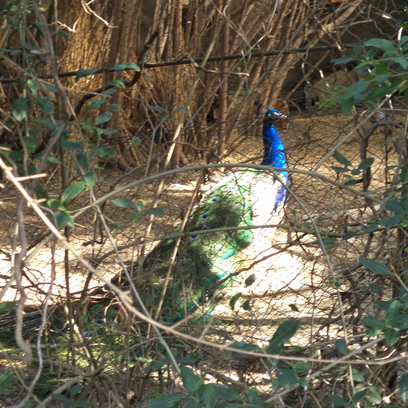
261,121,288,206
261,122,287,171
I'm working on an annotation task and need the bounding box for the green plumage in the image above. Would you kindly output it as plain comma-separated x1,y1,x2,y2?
142,170,268,322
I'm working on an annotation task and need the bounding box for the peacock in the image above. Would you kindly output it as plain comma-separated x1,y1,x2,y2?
141,109,288,323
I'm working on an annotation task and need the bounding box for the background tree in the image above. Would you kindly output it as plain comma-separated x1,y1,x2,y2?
48,0,370,167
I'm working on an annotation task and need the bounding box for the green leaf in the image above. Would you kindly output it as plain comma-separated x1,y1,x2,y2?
12,98,28,122
173,106,186,113
383,328,398,345
344,179,358,186
35,117,60,128
364,38,398,54
375,300,393,312
97,128,117,135
180,366,203,395
84,171,97,188
275,367,298,389
390,314,408,330
47,156,59,164
333,151,352,167
363,315,385,336
76,151,89,169
366,385,382,404
47,199,62,209
289,303,299,312
385,199,403,213
352,388,368,403
148,207,164,215
95,112,113,125
0,301,18,313
363,315,385,329
109,80,125,88
112,197,139,208
109,61,140,72
343,80,370,100
399,36,408,47
36,97,54,114
332,56,355,65
61,139,84,151
202,383,240,407
0,371,14,394
143,359,168,372
335,339,349,355
330,394,351,407
51,394,70,403
331,166,350,173
242,300,251,311
245,273,256,287
229,293,242,310
400,286,408,305
393,57,408,69
69,384,82,398
23,135,36,153
340,96,355,115
358,157,374,170
247,387,260,403
368,282,383,293
399,371,408,402
379,212,405,229
107,104,119,111
86,99,106,110
54,210,74,229
92,146,116,158
293,361,310,373
352,369,364,382
132,136,141,149
27,78,39,93
340,80,370,114
146,394,187,408
359,256,392,275
365,82,402,102
101,88,117,96
130,211,142,222
229,341,260,356
364,223,379,233
386,299,401,318
267,320,300,354
150,106,167,112
42,82,58,93
76,68,100,81
201,384,217,408
61,182,85,203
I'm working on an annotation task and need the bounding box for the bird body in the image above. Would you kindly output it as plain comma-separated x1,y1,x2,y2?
142,109,288,322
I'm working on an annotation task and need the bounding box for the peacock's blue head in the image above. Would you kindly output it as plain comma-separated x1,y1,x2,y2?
263,109,286,125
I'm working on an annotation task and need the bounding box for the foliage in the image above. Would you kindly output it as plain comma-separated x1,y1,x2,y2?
334,35,408,114
147,322,301,407
52,384,89,408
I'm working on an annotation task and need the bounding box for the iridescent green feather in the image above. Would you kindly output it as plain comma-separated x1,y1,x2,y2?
143,170,259,322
